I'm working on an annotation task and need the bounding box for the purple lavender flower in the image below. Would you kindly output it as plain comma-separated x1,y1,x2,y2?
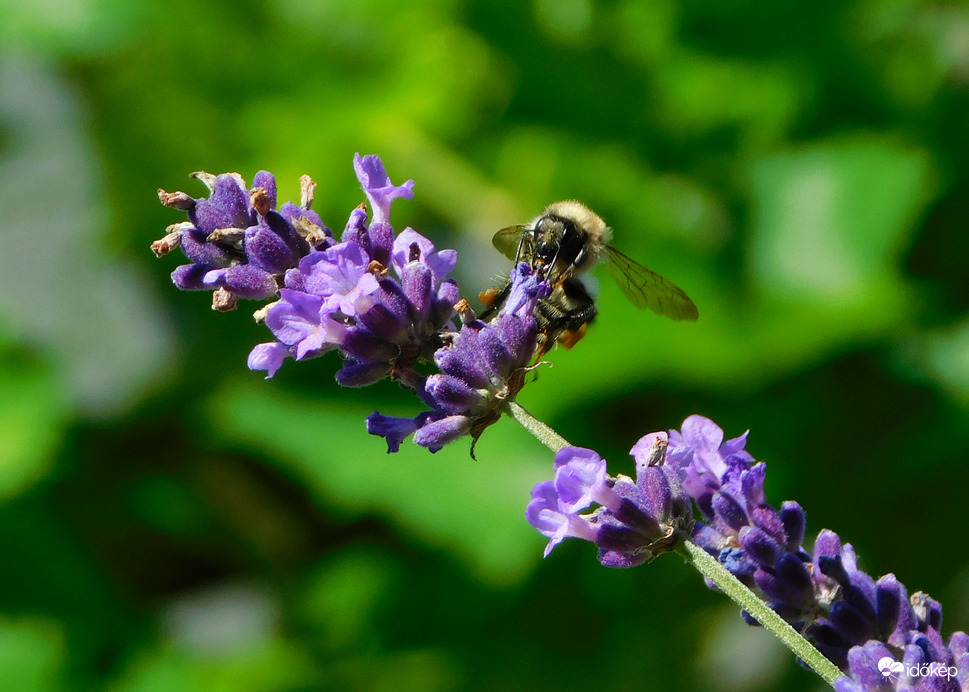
673,417,969,684
546,414,968,685
367,262,547,455
835,633,968,691
250,237,459,385
153,154,461,391
153,170,333,310
155,154,547,455
525,435,694,566
243,156,460,392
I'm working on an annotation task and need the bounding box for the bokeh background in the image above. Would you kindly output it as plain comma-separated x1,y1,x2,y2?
2,0,969,690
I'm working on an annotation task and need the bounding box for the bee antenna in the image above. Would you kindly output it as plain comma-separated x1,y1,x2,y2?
514,227,529,265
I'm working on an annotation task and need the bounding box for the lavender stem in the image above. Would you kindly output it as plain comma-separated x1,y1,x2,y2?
675,539,842,686
502,400,571,452
507,401,843,687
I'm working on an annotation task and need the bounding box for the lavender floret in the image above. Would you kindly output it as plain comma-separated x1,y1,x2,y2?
245,161,459,389
526,435,693,566
153,170,334,310
367,262,548,455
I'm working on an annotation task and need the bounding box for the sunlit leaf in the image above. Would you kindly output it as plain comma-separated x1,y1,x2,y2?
205,379,550,585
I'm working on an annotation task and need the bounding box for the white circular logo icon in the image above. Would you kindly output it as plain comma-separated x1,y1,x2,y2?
878,656,904,677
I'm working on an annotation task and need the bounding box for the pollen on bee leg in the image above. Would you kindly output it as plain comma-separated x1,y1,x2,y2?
478,287,501,308
559,324,588,349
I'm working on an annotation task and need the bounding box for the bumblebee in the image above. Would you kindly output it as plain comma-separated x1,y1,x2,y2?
479,201,698,355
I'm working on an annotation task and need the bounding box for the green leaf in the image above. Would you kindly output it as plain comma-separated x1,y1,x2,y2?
109,637,320,692
204,379,551,585
0,346,68,501
0,616,65,692
750,136,936,308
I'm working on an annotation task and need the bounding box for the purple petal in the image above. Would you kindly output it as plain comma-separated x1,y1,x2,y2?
266,289,324,346
180,227,235,266
720,430,751,457
425,374,482,414
553,447,608,512
366,411,419,453
301,242,379,314
246,222,297,274
392,229,434,273
525,482,598,557
413,414,472,450
191,173,251,231
391,228,458,282
354,153,414,224
335,359,391,387
502,262,550,318
247,342,290,378
252,170,277,209
204,264,278,299
294,317,344,360
171,263,210,290
679,415,725,451
630,432,669,468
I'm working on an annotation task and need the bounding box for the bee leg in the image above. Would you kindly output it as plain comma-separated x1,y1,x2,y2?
559,323,588,349
564,245,588,279
557,278,598,332
533,278,598,357
478,281,511,321
515,227,532,265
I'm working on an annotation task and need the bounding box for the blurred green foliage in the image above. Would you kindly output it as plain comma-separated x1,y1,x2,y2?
2,0,969,690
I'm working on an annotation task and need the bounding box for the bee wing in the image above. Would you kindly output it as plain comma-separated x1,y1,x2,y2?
605,245,699,321
492,224,530,262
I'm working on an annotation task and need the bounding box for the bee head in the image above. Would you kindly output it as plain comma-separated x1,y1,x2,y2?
529,211,598,280
530,215,568,267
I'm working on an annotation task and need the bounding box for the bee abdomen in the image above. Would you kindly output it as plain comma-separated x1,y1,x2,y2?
535,277,597,332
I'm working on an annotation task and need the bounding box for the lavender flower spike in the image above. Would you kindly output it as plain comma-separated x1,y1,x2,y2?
526,435,693,568
367,262,548,455
242,155,461,391
152,170,333,311
537,414,967,687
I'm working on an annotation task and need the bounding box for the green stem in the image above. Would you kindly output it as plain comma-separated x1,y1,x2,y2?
502,400,570,453
505,402,843,688
675,540,842,686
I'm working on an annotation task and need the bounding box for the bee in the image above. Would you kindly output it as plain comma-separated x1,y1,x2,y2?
479,200,698,356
